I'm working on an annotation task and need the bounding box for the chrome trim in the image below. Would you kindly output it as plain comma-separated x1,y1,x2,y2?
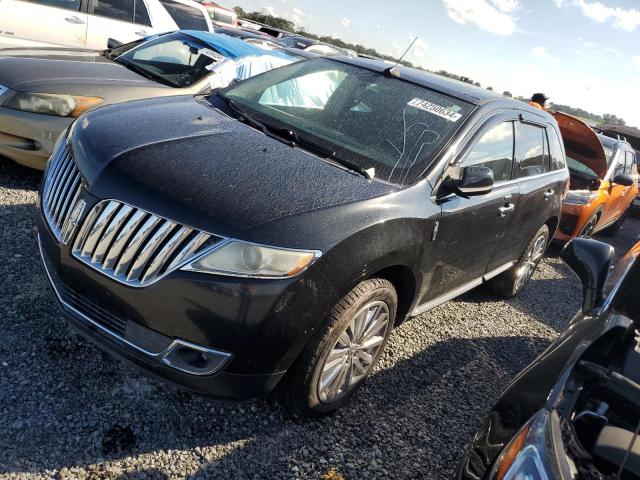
71,200,222,288
42,144,83,243
39,235,232,376
410,261,515,316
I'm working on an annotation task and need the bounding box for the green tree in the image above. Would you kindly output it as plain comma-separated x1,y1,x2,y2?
503,91,513,97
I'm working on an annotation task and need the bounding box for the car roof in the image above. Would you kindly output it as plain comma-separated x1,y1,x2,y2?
212,26,267,40
328,56,549,111
598,133,632,151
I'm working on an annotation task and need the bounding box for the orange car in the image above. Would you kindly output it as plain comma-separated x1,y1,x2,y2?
554,112,639,242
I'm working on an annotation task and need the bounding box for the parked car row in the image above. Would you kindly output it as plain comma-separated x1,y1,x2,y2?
0,0,214,50
1,12,639,478
0,31,307,169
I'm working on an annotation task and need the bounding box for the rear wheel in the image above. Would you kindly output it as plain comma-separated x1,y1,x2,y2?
488,224,549,298
282,278,396,417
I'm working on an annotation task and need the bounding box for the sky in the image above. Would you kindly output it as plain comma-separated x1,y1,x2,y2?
226,0,640,127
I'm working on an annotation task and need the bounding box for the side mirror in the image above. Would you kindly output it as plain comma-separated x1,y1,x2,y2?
561,238,615,313
454,166,494,196
107,38,123,50
612,174,635,187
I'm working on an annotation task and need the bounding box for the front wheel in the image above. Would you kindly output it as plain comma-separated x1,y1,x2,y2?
281,278,397,417
488,224,549,298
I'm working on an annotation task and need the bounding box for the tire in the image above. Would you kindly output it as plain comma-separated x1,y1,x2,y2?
488,224,549,298
579,212,600,238
601,210,627,237
281,278,397,417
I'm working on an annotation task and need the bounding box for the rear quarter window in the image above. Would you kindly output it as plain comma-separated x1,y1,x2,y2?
159,0,209,30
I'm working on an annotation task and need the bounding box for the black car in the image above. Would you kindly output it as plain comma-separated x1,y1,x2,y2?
37,57,569,416
457,238,640,479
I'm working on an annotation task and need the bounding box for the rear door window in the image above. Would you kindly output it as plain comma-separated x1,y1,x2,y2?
23,0,81,10
212,8,234,25
548,128,566,171
92,0,134,22
159,0,209,30
515,123,549,178
461,121,515,182
134,0,151,26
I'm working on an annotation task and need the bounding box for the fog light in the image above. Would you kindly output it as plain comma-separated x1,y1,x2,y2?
161,340,232,376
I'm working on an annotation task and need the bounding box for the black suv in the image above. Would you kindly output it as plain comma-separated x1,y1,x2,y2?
37,57,569,416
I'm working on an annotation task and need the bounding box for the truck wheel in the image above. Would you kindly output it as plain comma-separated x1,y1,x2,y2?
282,279,396,417
488,225,549,298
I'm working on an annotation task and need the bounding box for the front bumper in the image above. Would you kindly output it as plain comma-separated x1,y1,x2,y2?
36,195,337,398
39,235,285,397
553,202,596,243
0,106,72,170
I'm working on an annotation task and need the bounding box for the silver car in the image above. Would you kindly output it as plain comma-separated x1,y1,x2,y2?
0,30,302,170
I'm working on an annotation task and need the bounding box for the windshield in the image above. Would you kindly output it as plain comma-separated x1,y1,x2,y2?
221,59,473,185
567,156,598,178
116,32,221,88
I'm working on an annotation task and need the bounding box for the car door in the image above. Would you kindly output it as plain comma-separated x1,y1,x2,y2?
0,0,88,48
85,0,155,50
423,115,521,302
602,150,627,225
495,117,560,268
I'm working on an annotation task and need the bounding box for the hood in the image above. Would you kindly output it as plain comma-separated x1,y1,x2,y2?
0,50,159,91
70,95,397,241
553,111,608,178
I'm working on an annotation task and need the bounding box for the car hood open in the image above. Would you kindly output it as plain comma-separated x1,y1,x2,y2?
0,49,161,91
553,111,608,178
70,95,397,241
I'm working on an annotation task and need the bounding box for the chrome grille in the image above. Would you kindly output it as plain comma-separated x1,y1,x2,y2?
42,144,83,243
72,200,221,287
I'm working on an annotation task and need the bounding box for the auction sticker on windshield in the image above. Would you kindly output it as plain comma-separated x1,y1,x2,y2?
408,98,462,122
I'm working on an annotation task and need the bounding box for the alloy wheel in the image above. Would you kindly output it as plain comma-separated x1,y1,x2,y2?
514,234,547,292
581,218,597,238
318,301,391,404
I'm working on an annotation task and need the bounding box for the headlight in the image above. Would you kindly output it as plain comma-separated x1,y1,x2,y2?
182,240,320,278
563,190,599,206
491,410,563,480
5,92,103,117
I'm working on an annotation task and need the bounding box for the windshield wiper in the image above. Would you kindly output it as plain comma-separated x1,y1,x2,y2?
218,95,373,180
292,135,374,180
116,59,173,86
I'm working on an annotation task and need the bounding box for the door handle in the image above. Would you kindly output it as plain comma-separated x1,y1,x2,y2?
543,189,554,200
498,203,515,217
135,31,148,37
65,16,85,24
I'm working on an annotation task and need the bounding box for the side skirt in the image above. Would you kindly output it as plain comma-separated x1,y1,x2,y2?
409,261,516,317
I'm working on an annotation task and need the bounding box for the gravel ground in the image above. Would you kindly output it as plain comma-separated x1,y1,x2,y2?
0,156,639,480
